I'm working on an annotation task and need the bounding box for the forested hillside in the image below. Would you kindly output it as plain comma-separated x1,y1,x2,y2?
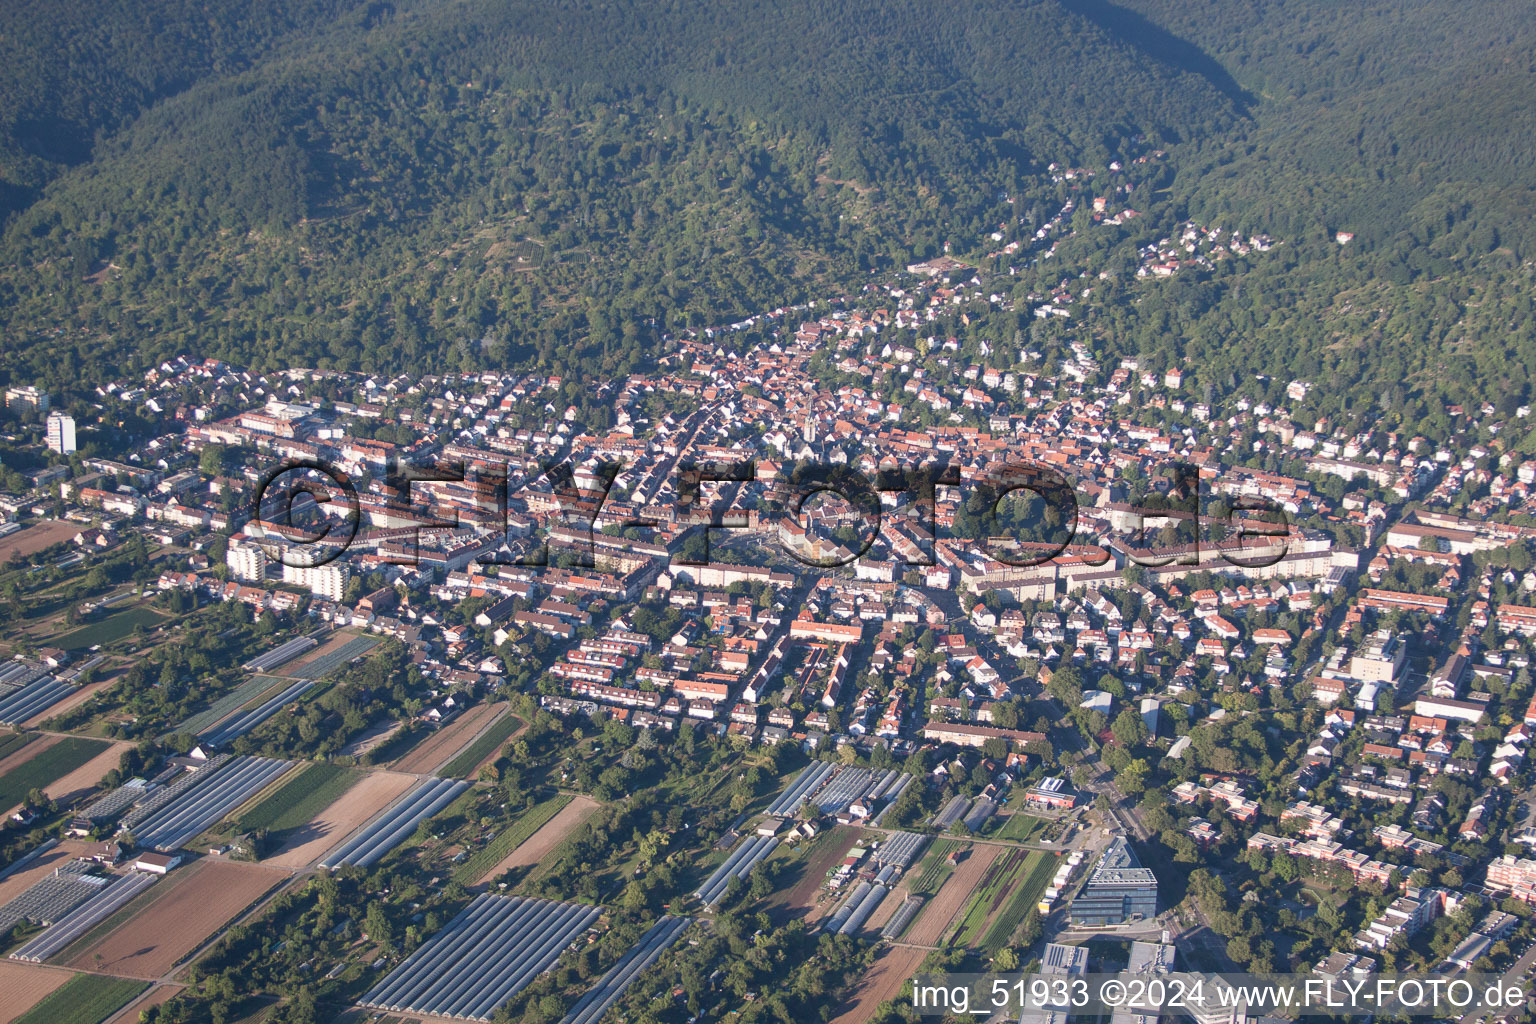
0,0,1532,427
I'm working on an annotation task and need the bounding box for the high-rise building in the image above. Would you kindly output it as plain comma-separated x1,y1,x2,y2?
283,562,349,600
1070,837,1158,926
226,542,269,582
4,386,49,414
45,412,76,454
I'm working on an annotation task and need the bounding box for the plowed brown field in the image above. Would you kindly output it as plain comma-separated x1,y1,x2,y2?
0,962,77,1024
266,769,417,869
65,860,288,979
900,843,997,946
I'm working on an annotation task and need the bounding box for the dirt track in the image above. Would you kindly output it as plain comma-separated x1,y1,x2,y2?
267,769,417,869
828,945,928,1024
0,520,82,563
104,983,184,1024
901,843,998,946
65,859,288,979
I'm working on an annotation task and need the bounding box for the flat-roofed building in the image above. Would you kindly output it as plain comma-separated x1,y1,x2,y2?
1071,837,1158,926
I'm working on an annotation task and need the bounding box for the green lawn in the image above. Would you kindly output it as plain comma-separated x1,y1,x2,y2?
12,973,146,1024
0,736,110,808
991,813,1044,842
238,762,358,834
452,794,572,884
440,711,521,778
54,605,168,650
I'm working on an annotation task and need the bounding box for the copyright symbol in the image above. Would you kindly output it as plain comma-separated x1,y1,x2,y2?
1101,980,1127,1007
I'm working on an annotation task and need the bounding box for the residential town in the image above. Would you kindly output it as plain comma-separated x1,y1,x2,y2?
3,215,1536,1024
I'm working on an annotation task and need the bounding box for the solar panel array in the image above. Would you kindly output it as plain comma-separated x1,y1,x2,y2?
319,777,468,870
360,895,599,1021
129,756,296,851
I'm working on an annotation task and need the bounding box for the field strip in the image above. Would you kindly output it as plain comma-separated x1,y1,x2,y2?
901,844,998,946
477,794,597,884
266,769,418,869
828,944,929,1024
0,961,76,1024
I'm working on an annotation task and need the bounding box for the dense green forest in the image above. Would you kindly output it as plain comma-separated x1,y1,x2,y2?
0,0,1532,429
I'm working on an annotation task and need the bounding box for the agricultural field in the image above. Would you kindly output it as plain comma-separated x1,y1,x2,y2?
283,634,379,679
36,740,131,808
52,606,169,651
265,769,417,869
440,710,523,778
907,839,959,897
172,674,288,738
949,848,1034,948
64,860,289,979
902,844,999,947
8,971,145,1024
0,840,99,905
979,852,1057,952
0,962,77,1024
766,826,864,922
0,736,110,810
236,763,360,834
990,813,1045,842
466,794,589,885
827,945,928,1024
392,702,504,774
0,731,42,770
0,521,82,563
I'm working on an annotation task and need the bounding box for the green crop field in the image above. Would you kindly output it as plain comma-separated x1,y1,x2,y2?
909,839,959,897
170,674,288,739
0,731,37,761
0,736,109,808
441,711,522,779
952,848,1031,948
238,763,358,834
979,851,1057,952
53,606,168,650
12,973,146,1024
452,794,571,884
991,813,1044,842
